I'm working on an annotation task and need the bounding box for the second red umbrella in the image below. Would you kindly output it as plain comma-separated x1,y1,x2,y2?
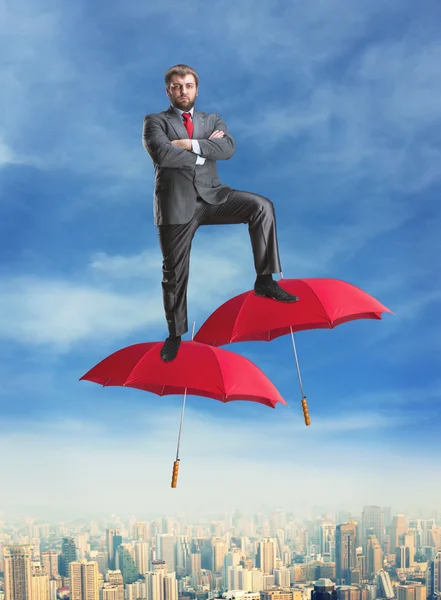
194,277,393,425
79,323,286,487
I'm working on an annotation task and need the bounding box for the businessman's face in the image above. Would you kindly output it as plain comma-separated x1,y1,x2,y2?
166,74,198,110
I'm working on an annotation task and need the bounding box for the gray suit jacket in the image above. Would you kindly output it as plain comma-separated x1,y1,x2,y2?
142,106,235,225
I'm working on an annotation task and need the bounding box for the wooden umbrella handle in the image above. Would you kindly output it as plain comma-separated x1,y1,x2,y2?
171,460,180,488
301,397,310,426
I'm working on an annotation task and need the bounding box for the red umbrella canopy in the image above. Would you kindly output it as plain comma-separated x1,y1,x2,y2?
79,340,286,408
194,278,393,346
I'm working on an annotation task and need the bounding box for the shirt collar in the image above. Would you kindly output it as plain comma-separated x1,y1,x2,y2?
171,104,194,118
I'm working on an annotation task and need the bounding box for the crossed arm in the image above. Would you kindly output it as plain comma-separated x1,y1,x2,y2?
142,113,235,169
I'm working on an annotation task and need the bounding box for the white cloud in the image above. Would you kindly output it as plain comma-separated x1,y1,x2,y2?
0,230,254,350
0,277,158,349
0,138,17,166
0,400,432,517
0,3,148,186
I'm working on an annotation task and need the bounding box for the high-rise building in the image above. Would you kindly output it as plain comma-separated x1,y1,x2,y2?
106,571,124,587
41,551,59,578
361,507,384,546
396,583,426,600
31,564,50,600
3,545,34,600
133,522,149,541
156,535,175,573
189,552,201,574
106,530,122,571
365,535,382,580
175,536,189,575
134,541,149,575
312,579,338,600
396,546,412,568
335,586,361,600
391,516,408,554
126,581,146,600
261,591,297,600
69,560,99,600
274,567,291,588
320,523,336,556
382,508,392,530
117,545,138,584
257,539,277,575
336,522,357,584
376,569,394,599
211,538,228,573
59,538,77,578
164,573,178,600
75,534,89,559
145,571,165,600
433,551,441,598
101,584,124,600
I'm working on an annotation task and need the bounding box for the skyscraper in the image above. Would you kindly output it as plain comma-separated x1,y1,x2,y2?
156,534,175,573
146,570,165,600
391,516,408,554
211,538,227,573
3,545,34,600
134,541,150,575
376,569,394,599
175,536,189,575
320,523,336,556
69,560,99,600
164,573,178,600
366,535,382,580
106,530,122,571
59,538,77,578
41,551,59,578
257,538,277,575
31,564,50,600
361,507,384,547
336,522,357,584
133,522,149,541
117,545,138,584
312,579,338,600
396,583,426,600
433,551,441,598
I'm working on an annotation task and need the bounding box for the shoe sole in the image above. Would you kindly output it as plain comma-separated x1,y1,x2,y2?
254,290,299,302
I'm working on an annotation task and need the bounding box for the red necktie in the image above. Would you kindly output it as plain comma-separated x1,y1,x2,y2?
182,112,194,138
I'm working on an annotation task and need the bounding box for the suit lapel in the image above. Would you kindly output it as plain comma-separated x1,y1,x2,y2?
165,107,188,139
192,109,205,140
165,106,205,140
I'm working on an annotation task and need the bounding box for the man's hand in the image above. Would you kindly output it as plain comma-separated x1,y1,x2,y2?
171,139,192,150
209,130,225,139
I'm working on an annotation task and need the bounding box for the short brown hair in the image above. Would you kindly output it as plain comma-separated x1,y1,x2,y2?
165,64,199,88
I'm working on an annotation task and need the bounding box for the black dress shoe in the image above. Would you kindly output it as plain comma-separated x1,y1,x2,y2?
160,336,181,362
254,280,299,302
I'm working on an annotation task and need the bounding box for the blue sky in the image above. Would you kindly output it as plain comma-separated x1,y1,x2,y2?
1,0,440,519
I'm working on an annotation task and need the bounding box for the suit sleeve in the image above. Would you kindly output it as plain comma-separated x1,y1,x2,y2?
142,115,197,169
197,114,235,160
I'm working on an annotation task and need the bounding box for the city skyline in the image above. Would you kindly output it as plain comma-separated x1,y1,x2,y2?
1,507,440,600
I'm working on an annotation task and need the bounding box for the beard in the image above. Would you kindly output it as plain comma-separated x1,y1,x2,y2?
173,97,195,110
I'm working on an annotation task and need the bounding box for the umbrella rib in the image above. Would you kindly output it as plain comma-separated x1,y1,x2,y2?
303,283,332,324
125,344,158,382
231,291,254,342
210,346,228,401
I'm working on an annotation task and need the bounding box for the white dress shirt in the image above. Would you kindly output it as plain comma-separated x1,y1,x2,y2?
171,105,206,165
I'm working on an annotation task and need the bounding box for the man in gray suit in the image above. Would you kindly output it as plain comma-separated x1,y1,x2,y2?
143,64,299,361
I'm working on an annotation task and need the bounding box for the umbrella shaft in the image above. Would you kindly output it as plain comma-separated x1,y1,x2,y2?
176,388,188,460
290,327,305,398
